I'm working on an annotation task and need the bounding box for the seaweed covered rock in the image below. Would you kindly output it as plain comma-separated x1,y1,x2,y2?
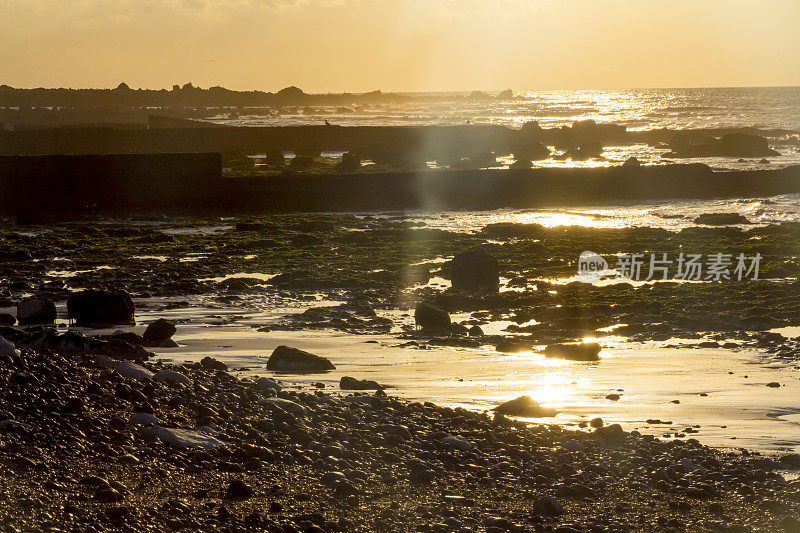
142,318,176,346
67,290,135,327
544,342,601,361
17,297,56,326
340,376,384,390
414,302,451,330
266,345,335,373
447,249,500,292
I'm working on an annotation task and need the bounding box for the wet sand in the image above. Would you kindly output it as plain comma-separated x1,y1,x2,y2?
108,299,800,454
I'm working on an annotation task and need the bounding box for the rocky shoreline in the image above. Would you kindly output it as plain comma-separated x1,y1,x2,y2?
1,331,800,532
2,213,800,530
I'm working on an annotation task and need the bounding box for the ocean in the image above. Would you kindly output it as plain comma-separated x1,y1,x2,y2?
218,86,800,171
213,86,800,131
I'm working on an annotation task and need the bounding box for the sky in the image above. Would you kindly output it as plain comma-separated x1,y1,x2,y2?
1,0,799,93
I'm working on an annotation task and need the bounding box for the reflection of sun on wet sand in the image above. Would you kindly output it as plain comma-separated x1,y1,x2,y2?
148,313,800,453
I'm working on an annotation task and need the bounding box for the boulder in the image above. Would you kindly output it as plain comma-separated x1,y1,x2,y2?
255,376,282,393
543,342,601,361
141,426,225,450
0,335,16,357
468,325,484,337
142,318,177,346
414,302,451,330
594,423,626,444
0,313,15,326
622,156,641,167
693,213,751,225
290,155,314,171
263,149,286,166
448,249,500,292
264,398,307,417
153,369,192,386
340,376,384,390
335,152,361,173
266,345,335,373
67,290,135,327
494,395,557,418
17,297,57,325
99,358,153,381
200,356,227,372
495,340,531,353
442,435,472,451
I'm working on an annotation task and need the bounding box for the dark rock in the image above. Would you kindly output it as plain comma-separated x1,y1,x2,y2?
0,313,15,326
594,423,626,443
495,340,531,353
266,345,335,373
448,249,500,292
142,318,177,346
669,133,779,158
693,213,751,225
414,302,451,330
17,297,57,325
67,290,135,327
766,382,780,388
290,155,314,171
106,506,131,521
532,496,563,516
544,342,601,361
335,152,361,173
225,479,253,500
622,156,641,167
201,356,228,372
340,376,384,390
95,487,123,503
468,325,484,337
493,395,556,418
779,454,800,469
263,150,286,166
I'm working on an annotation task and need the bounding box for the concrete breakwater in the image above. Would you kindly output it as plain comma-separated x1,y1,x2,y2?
219,164,800,213
0,153,222,219
1,156,800,217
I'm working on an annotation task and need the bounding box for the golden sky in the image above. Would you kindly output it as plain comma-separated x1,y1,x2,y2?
1,0,799,92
